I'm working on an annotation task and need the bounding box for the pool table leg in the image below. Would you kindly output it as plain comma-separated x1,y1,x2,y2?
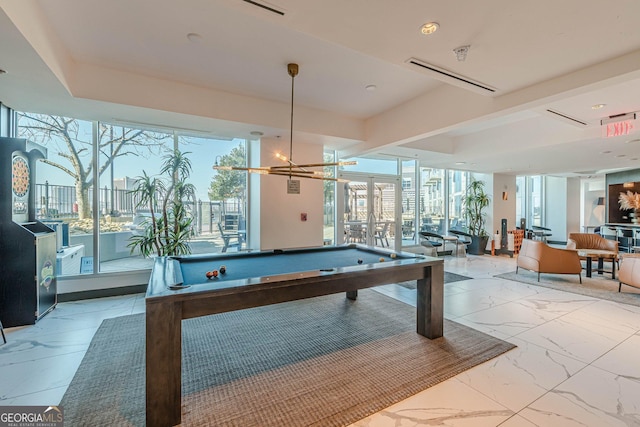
416,263,444,339
146,300,182,427
346,290,358,300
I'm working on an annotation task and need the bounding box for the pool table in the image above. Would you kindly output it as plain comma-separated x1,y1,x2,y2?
145,244,444,426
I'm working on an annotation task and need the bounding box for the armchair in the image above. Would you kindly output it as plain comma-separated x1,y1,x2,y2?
567,232,618,266
517,239,582,283
618,254,640,292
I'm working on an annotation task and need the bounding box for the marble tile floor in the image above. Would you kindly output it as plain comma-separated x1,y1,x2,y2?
2,254,640,426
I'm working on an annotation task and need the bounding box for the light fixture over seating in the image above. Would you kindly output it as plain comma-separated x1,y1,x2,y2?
213,63,356,182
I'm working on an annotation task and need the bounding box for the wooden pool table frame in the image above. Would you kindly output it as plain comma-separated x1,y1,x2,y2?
145,245,444,426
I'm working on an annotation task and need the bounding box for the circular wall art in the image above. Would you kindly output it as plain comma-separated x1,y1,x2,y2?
12,156,30,198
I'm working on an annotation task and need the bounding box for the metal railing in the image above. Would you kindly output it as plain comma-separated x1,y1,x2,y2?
33,182,245,236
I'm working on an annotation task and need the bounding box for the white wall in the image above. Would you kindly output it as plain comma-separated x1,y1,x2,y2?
582,177,605,228
545,176,568,241
258,138,324,250
491,174,517,233
566,177,581,235
543,176,582,242
247,139,261,251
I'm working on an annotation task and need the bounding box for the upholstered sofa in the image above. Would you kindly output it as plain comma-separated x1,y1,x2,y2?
618,254,640,292
516,239,582,283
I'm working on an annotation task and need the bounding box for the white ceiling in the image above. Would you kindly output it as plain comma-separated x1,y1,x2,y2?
1,0,640,176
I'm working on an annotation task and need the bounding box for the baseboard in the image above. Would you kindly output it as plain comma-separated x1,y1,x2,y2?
57,284,146,302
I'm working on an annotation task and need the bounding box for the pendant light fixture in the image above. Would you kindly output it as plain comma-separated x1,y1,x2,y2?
213,63,355,182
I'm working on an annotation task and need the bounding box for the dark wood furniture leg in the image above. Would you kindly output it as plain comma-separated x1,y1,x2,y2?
0,320,5,344
416,264,444,339
346,290,358,300
146,300,182,427
585,256,593,278
611,257,616,280
597,257,604,275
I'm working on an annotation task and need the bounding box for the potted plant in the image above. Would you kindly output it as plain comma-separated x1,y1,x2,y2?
618,191,640,223
128,149,196,257
463,178,491,255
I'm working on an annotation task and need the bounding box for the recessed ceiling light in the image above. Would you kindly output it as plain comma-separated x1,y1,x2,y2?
616,154,627,158
186,33,202,42
365,84,377,92
631,158,638,161
250,131,264,136
601,150,612,154
420,22,439,35
591,104,606,110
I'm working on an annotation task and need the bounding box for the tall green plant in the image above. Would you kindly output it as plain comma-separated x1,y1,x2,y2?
463,178,490,237
128,149,196,257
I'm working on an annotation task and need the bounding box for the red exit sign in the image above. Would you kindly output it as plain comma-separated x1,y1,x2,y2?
601,113,637,138
604,120,635,138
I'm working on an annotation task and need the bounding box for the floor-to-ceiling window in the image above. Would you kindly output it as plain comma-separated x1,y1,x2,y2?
516,175,544,229
323,151,336,245
448,170,469,229
17,111,249,281
17,113,97,277
419,167,445,235
400,160,417,244
400,162,470,245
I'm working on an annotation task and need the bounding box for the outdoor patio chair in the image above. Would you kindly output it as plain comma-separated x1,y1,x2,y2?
374,221,390,247
217,222,243,253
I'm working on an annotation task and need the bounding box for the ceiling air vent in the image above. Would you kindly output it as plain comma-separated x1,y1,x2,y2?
242,0,285,16
545,109,588,126
406,57,496,95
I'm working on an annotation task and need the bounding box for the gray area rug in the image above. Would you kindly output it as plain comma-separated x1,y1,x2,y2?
496,270,640,307
61,290,515,427
397,271,472,289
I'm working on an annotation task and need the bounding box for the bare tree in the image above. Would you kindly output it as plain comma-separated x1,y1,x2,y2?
17,113,168,219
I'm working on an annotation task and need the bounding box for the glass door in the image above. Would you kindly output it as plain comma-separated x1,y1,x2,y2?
338,174,400,249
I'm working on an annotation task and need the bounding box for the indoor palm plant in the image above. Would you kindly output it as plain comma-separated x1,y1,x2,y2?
462,178,490,255
128,149,196,257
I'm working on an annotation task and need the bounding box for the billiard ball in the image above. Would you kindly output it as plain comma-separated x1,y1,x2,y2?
379,257,385,262
205,271,214,279
211,270,219,278
357,259,363,264
390,253,397,259
219,265,226,274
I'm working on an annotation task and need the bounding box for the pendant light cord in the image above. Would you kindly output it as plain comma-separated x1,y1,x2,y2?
289,68,295,179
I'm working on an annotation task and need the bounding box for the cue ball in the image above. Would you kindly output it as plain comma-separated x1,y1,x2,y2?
379,257,385,262
219,265,226,274
390,253,397,259
357,259,363,264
